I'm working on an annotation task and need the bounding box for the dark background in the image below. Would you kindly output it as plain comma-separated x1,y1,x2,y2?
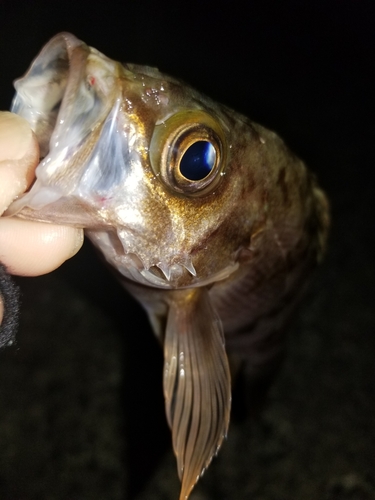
0,1,374,499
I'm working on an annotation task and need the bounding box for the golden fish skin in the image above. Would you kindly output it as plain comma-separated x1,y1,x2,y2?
6,33,329,499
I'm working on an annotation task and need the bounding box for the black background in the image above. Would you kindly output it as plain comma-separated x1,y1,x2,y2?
0,1,374,499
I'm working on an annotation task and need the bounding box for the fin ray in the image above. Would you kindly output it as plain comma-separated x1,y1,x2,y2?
163,288,231,499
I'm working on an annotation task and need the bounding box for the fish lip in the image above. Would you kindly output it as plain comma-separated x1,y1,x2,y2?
11,33,88,157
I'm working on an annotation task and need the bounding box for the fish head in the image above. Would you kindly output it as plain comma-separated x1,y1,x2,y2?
8,32,260,289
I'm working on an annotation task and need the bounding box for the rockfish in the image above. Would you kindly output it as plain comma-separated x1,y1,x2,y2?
2,33,329,499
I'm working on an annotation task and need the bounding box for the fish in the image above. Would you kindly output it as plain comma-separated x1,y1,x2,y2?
3,33,329,499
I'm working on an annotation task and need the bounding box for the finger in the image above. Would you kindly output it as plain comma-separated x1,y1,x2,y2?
0,112,39,214
0,218,83,276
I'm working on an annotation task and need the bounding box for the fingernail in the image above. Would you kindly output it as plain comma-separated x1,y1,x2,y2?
69,228,84,258
0,112,33,162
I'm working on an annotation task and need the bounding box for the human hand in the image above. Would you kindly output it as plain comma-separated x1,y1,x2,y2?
0,111,84,325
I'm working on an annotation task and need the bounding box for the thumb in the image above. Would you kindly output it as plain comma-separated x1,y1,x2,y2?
0,111,39,215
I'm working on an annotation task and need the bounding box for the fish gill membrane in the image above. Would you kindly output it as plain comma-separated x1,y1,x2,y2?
0,33,329,499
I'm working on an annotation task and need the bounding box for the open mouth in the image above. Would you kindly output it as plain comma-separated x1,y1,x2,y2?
5,33,131,226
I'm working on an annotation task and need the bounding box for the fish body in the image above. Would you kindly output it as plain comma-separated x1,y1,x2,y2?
6,33,329,499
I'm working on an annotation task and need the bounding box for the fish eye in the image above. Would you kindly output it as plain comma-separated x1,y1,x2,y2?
179,140,216,181
150,110,226,196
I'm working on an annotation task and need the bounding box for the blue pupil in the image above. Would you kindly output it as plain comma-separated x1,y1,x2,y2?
179,141,216,181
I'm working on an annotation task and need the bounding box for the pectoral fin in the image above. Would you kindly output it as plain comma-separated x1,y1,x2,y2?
163,288,231,500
